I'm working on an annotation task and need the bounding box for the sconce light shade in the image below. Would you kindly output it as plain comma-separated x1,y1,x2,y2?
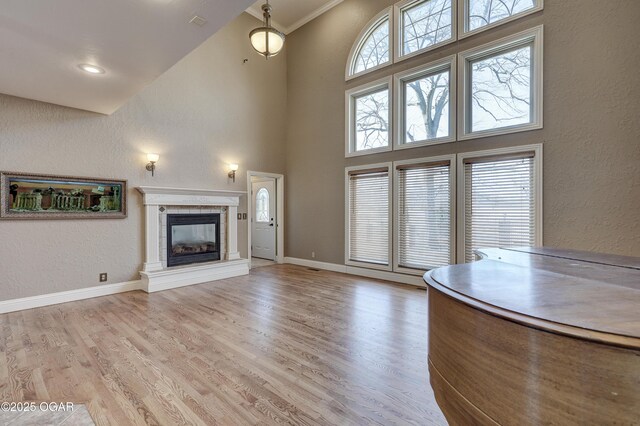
228,164,239,182
146,153,159,177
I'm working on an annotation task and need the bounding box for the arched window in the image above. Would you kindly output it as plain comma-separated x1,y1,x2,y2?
256,188,270,223
346,8,392,80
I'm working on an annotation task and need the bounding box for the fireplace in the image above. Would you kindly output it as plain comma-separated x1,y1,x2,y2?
166,213,220,267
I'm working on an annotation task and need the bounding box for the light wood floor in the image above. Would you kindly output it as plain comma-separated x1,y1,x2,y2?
0,265,446,425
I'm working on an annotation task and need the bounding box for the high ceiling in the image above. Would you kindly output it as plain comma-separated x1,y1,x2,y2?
0,0,255,114
246,0,343,34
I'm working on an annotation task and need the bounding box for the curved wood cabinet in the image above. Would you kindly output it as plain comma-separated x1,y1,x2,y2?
424,247,640,425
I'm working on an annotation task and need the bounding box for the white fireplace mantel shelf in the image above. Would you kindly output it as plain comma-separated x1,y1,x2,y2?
136,186,248,293
137,186,246,207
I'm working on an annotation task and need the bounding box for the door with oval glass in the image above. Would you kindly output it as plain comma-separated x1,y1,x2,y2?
252,178,276,260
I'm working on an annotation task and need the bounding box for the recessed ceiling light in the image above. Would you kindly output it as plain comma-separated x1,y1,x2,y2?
78,64,105,74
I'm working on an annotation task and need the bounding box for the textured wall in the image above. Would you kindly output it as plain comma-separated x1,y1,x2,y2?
0,13,287,301
285,0,640,264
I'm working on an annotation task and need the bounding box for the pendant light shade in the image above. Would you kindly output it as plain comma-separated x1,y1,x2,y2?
250,1,285,59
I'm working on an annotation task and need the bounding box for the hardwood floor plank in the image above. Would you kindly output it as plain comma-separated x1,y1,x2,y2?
0,265,445,425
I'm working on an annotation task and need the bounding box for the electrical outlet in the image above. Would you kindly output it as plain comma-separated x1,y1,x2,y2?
99,273,108,282
311,251,316,258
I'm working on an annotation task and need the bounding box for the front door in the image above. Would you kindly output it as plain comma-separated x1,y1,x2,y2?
252,179,276,260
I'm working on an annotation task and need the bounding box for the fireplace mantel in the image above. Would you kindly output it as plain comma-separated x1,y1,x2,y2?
136,186,248,293
137,186,245,207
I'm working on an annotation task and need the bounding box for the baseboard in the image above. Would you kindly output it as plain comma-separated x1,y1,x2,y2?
0,280,144,314
284,257,425,287
284,257,347,273
0,258,419,315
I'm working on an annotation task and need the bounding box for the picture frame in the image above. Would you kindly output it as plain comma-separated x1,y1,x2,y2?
0,171,127,220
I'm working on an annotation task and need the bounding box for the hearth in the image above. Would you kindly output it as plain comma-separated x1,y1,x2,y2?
167,213,220,267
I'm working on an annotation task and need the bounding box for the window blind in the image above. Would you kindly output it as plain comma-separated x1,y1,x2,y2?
397,161,452,270
464,153,536,262
348,169,389,265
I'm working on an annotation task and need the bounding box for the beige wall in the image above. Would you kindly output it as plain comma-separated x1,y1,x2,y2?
285,0,640,264
0,13,287,301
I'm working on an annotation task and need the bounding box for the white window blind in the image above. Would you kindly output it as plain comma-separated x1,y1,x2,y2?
464,153,536,262
397,161,452,270
348,168,390,265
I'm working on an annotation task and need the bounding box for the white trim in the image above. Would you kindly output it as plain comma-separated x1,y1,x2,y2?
458,25,544,141
459,0,544,39
345,162,393,271
284,257,425,287
345,7,394,81
393,0,457,63
284,257,347,273
393,55,457,150
0,280,143,314
140,259,249,293
245,7,286,34
345,76,394,157
392,154,457,275
285,0,345,34
246,0,344,35
136,186,245,206
247,171,285,267
456,143,544,263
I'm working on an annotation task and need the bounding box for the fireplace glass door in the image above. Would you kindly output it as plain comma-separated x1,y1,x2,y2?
167,214,220,267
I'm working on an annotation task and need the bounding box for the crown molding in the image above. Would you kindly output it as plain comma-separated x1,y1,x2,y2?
246,0,343,35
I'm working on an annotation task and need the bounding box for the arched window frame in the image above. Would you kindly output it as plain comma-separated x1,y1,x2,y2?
345,7,394,81
393,0,458,63
345,1,544,158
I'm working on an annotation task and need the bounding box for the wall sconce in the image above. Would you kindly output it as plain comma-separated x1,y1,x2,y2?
228,164,239,182
146,153,159,177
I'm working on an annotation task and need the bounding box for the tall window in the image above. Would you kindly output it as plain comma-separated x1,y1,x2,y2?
396,157,454,272
395,56,455,148
346,77,393,156
396,0,455,60
256,188,269,223
347,7,543,155
347,9,392,79
346,165,392,268
464,0,542,36
460,26,543,139
459,146,541,262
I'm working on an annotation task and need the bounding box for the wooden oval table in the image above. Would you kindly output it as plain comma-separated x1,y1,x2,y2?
423,247,640,425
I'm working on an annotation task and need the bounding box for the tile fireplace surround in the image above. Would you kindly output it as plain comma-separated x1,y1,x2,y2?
137,186,249,292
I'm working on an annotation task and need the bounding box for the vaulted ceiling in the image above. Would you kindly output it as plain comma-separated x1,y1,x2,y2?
0,0,342,115
0,0,256,114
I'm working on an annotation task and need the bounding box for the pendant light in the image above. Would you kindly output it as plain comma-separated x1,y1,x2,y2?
249,1,285,59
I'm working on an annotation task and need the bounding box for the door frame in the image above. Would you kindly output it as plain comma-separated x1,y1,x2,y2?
247,171,284,267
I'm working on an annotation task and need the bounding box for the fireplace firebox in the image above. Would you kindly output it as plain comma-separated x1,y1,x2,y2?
166,214,220,267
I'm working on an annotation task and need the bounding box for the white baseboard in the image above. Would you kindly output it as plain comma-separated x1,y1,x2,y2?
284,257,347,273
0,257,418,315
284,257,425,287
0,280,143,314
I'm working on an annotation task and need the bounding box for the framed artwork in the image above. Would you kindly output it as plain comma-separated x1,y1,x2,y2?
0,172,127,220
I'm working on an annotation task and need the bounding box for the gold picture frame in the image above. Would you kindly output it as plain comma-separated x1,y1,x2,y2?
0,171,127,220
